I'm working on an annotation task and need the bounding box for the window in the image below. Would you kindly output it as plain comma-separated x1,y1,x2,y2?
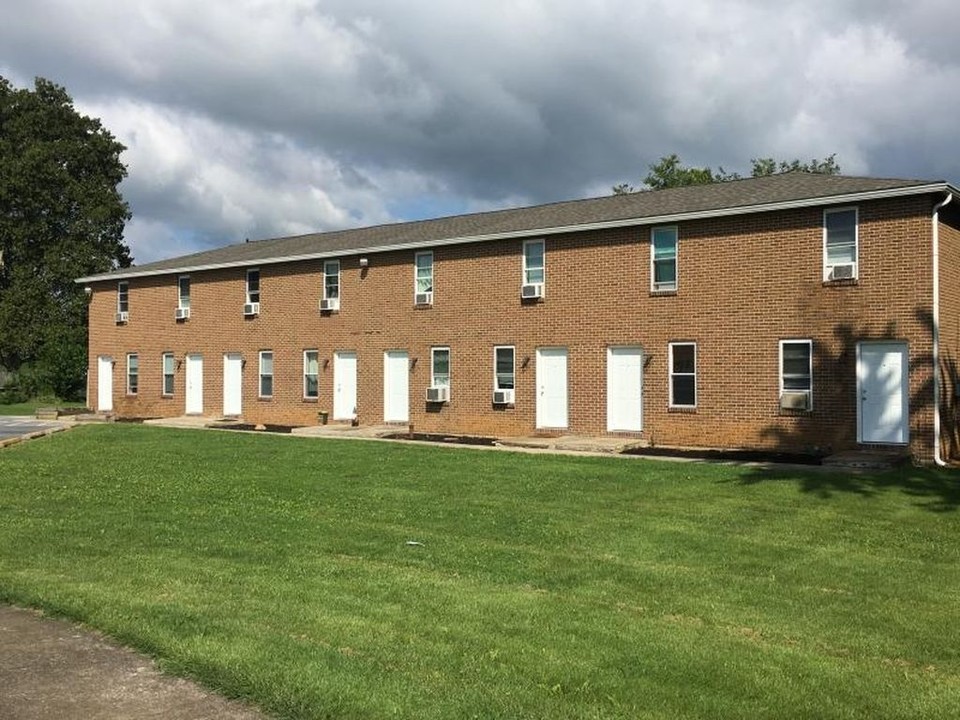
651,227,678,292
780,340,813,407
162,352,175,396
415,251,433,304
246,269,260,304
494,346,515,390
117,281,129,314
431,347,450,387
324,260,340,304
523,239,545,288
669,342,696,408
259,351,273,398
126,353,139,395
178,276,191,309
823,208,858,280
303,350,319,399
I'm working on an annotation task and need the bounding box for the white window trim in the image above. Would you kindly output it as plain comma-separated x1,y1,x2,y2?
178,275,190,309
431,346,450,388
246,268,260,304
823,206,859,281
522,239,545,290
162,352,175,396
303,349,319,399
668,342,696,408
651,226,678,293
494,345,515,391
259,350,273,399
779,339,813,409
126,353,138,395
414,251,434,305
117,281,129,313
323,260,340,301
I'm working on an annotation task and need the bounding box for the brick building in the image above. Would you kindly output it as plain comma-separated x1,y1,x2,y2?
77,172,960,463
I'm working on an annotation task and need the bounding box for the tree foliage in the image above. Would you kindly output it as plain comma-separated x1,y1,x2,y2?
0,77,131,400
613,153,840,194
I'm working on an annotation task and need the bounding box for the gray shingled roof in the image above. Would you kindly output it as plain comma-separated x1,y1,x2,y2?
79,172,951,282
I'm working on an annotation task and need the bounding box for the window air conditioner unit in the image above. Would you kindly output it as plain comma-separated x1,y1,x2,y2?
426,386,449,403
493,389,515,405
828,264,855,281
521,283,543,299
243,302,260,316
780,391,810,411
175,307,190,320
115,311,128,324
319,298,339,312
415,292,433,306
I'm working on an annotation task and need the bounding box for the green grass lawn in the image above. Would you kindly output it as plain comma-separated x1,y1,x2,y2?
1,425,958,719
0,398,82,415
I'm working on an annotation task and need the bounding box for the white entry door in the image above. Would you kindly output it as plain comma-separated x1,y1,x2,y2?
223,353,243,416
857,342,909,444
536,347,568,429
334,351,358,420
383,351,409,423
97,355,113,412
185,353,204,415
607,346,643,432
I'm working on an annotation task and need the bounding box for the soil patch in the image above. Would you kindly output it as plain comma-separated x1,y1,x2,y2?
383,432,498,447
620,445,823,465
211,423,297,434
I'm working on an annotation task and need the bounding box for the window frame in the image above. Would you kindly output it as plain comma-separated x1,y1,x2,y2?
668,342,696,408
303,349,319,400
117,281,129,314
823,206,858,281
246,269,260,305
323,260,340,303
162,352,175,396
415,251,434,304
494,346,515,391
259,350,274,399
522,239,545,288
431,346,450,388
651,226,678,292
178,275,191,310
126,353,139,396
779,339,813,409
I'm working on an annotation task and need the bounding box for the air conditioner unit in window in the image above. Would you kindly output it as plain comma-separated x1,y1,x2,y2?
415,292,433,306
175,307,190,320
115,311,128,324
521,283,543,299
493,389,515,405
780,391,810,411
319,298,339,312
243,302,260,316
828,264,855,281
425,386,449,403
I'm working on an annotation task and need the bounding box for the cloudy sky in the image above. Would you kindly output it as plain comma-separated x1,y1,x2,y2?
3,0,960,264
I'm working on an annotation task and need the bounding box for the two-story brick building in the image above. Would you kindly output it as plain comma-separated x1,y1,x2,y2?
77,172,960,463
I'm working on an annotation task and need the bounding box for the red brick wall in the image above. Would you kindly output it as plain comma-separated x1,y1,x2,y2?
937,205,960,459
86,195,938,459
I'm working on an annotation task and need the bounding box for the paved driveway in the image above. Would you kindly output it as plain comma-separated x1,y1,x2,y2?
0,416,70,442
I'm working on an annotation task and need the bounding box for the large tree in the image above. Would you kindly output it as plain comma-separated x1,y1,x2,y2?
0,77,132,400
613,153,840,194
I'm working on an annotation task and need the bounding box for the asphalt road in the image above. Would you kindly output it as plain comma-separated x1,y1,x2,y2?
0,416,69,442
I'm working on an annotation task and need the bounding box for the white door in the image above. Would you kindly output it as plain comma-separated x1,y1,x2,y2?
185,353,204,414
858,342,909,444
383,351,409,423
97,356,113,412
607,346,643,431
536,347,568,429
334,351,358,420
223,353,243,416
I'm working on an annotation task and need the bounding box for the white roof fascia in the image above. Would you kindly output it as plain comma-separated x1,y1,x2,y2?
76,182,952,283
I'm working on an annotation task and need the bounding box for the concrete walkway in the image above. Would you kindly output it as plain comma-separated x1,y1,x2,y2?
0,606,266,720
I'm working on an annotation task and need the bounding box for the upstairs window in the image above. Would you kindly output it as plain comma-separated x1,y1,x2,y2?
162,352,175,396
651,227,678,292
522,239,545,298
126,353,139,395
117,281,129,320
415,251,433,305
823,208,858,281
178,276,191,310
323,260,340,310
669,342,696,408
780,340,813,410
246,269,260,304
259,350,274,398
431,347,450,387
303,350,319,399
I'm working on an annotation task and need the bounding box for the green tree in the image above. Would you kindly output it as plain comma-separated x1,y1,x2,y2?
0,77,131,400
614,153,840,194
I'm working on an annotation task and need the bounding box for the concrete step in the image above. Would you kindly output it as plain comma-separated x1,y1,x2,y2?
821,449,910,471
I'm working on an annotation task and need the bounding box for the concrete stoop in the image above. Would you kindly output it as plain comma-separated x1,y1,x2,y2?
72,412,115,423
821,449,910,471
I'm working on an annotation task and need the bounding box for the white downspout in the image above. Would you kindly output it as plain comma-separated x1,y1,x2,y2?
932,192,953,466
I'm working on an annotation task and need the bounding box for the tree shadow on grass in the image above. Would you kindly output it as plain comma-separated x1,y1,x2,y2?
728,464,960,513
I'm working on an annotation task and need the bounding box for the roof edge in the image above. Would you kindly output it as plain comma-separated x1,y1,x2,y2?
76,181,955,283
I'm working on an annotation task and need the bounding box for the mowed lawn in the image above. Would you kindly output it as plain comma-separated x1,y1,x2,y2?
0,426,958,719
